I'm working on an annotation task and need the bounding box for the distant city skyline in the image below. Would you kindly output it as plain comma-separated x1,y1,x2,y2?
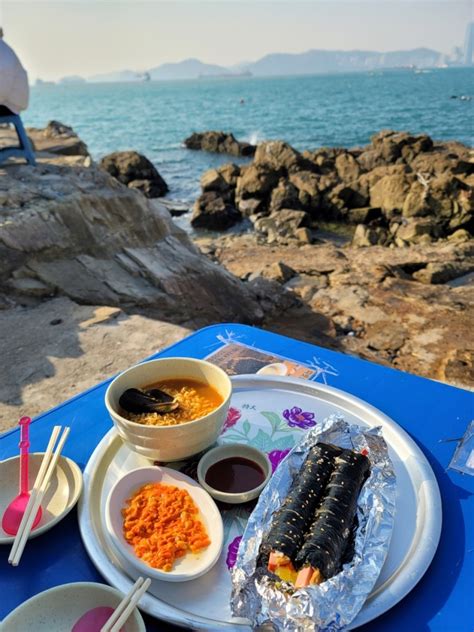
2,1,472,81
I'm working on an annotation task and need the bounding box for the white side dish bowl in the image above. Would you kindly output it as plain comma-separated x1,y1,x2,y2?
105,357,232,461
0,453,83,544
197,443,272,504
0,581,146,632
105,466,224,582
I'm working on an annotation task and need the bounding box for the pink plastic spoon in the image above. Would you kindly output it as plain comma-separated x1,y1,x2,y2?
2,417,42,535
71,606,124,632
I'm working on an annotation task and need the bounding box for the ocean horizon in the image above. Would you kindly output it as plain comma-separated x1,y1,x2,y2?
24,67,473,208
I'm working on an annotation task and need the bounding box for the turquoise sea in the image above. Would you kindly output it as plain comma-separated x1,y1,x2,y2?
24,68,473,204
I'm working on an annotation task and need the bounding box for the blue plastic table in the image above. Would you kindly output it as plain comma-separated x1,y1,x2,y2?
1,324,473,631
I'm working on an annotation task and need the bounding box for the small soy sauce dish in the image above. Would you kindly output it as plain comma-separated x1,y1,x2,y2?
197,443,272,504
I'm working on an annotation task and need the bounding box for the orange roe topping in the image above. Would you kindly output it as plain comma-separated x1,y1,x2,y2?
122,482,211,572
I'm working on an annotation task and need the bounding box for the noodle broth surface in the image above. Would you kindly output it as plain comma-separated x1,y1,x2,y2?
126,378,223,426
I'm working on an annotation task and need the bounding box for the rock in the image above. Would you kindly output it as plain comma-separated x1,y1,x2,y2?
402,181,430,217
289,170,320,198
269,179,301,212
352,224,386,247
158,199,189,216
254,141,303,173
191,191,241,230
259,261,296,284
347,207,382,224
235,164,280,201
364,320,407,352
330,183,368,210
200,163,240,193
396,218,438,244
271,209,310,235
448,229,471,242
100,151,168,198
295,227,313,244
335,152,361,182
412,261,474,284
369,173,411,216
238,197,263,217
0,155,269,324
15,120,90,157
184,131,255,157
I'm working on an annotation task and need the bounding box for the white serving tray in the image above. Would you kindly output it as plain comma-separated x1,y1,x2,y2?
78,375,442,630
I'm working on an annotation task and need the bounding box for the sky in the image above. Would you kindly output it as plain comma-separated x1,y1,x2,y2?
1,0,472,81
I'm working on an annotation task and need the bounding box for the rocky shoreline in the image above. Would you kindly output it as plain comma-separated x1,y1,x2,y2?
191,131,473,250
0,122,472,428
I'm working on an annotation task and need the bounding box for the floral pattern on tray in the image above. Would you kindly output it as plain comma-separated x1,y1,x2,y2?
216,402,318,571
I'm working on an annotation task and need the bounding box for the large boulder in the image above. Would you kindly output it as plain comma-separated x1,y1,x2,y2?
269,179,301,212
369,173,412,216
191,191,241,230
200,164,240,194
254,141,303,173
100,151,168,198
17,120,90,158
335,152,361,182
0,160,267,324
184,131,255,157
235,164,280,201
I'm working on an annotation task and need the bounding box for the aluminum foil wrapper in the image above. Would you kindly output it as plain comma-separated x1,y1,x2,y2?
231,415,396,631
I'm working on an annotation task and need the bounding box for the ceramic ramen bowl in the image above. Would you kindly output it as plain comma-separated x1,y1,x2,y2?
105,358,232,461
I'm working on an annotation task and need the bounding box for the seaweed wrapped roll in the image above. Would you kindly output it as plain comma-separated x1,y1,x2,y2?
260,443,341,581
294,449,370,585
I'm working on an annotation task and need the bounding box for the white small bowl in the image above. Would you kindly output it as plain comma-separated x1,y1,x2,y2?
1,581,146,631
105,357,232,462
197,443,272,504
105,466,224,582
0,453,83,544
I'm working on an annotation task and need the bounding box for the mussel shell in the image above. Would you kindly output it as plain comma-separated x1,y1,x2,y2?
119,388,179,415
146,388,175,404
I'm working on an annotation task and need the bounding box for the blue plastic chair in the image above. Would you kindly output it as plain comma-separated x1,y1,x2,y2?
0,113,36,165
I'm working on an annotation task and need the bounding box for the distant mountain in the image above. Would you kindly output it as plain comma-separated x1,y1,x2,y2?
77,47,449,85
244,48,443,76
148,58,229,80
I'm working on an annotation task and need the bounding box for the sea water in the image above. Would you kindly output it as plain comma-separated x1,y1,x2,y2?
24,68,473,206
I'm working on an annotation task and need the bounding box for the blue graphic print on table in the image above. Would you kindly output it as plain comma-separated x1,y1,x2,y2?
283,406,317,429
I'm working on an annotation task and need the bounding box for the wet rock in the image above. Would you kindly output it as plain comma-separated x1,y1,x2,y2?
100,151,168,198
184,131,255,157
191,191,241,230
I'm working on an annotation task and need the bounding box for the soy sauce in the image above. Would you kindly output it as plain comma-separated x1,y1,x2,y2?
205,457,265,493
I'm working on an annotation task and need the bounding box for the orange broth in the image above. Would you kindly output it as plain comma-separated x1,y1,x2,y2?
126,378,223,426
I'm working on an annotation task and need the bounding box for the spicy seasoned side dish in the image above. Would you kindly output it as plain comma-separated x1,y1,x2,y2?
259,442,370,586
122,482,211,571
120,378,223,426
